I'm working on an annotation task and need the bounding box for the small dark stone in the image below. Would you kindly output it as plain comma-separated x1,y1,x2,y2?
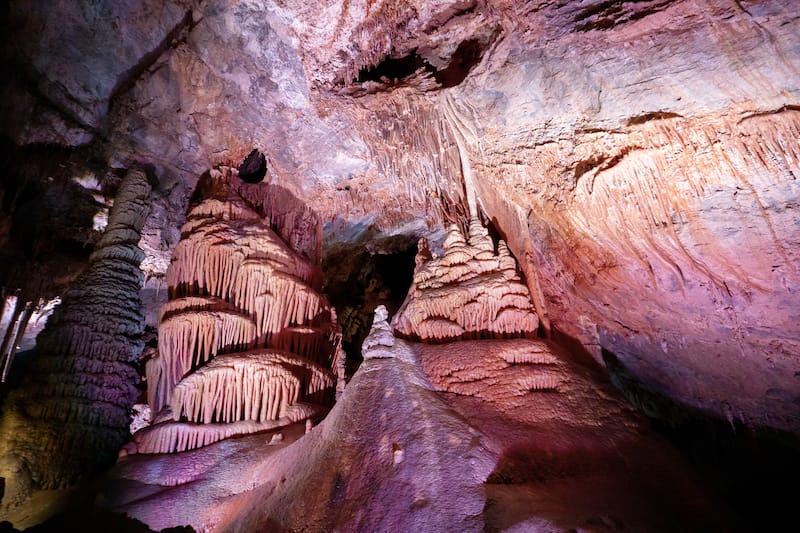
238,149,267,184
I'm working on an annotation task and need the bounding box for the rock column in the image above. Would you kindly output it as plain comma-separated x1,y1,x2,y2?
0,169,152,514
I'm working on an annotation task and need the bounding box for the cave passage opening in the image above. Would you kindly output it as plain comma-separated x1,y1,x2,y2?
322,238,417,376
355,38,489,89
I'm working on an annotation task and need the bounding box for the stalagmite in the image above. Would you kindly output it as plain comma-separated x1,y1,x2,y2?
130,171,338,454
362,305,396,359
0,169,152,506
392,219,539,343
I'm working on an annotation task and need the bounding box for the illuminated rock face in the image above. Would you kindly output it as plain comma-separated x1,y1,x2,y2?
130,171,338,454
0,169,151,510
393,220,539,342
73,1,799,433
0,4,799,527
474,109,800,433
107,309,728,532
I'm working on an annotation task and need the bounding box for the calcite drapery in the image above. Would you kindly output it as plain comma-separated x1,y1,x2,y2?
392,218,539,342
131,171,337,454
0,169,152,509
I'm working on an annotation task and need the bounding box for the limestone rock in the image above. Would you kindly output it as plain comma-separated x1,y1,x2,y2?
106,327,727,532
0,169,152,522
392,220,539,342
362,305,395,358
134,172,338,454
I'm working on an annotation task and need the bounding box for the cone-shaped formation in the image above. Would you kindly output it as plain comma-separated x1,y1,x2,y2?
134,175,337,454
362,305,395,359
0,170,152,500
392,219,539,343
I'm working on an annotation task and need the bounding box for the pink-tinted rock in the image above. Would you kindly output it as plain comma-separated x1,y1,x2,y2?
393,220,539,342
106,312,728,531
134,173,338,455
1,0,799,527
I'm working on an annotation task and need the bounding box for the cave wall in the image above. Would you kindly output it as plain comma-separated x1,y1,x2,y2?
445,0,800,431
0,0,798,435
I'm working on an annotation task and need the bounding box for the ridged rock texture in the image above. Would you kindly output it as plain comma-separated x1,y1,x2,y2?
3,0,796,432
2,0,794,436
0,0,799,529
0,169,152,515
130,170,338,455
106,304,728,532
393,219,539,342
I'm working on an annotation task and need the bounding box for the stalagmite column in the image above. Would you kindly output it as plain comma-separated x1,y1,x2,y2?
131,168,337,455
0,169,152,515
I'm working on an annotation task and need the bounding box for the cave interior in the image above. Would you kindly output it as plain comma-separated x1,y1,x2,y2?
0,0,799,531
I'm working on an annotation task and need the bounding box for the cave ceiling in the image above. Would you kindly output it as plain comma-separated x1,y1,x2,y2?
1,0,799,435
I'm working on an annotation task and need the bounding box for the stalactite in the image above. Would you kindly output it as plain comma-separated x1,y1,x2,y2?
0,169,152,503
329,93,466,231
126,402,323,455
0,298,32,382
167,198,319,301
443,93,481,221
147,309,257,412
159,296,232,320
130,171,338,455
171,350,332,425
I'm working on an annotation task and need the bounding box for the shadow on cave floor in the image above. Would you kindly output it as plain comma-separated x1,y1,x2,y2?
0,511,178,533
471,328,800,532
600,346,800,532
0,510,195,533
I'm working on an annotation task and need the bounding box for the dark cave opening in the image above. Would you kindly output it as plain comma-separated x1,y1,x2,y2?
355,37,489,90
601,347,800,532
322,239,417,376
431,38,487,88
0,139,104,303
356,50,429,84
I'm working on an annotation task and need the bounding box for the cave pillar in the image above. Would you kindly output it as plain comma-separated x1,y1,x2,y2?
0,169,152,521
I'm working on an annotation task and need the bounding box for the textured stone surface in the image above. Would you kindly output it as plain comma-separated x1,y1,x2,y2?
134,173,337,455
105,316,727,532
0,169,152,525
393,220,539,342
0,0,193,144
1,0,799,526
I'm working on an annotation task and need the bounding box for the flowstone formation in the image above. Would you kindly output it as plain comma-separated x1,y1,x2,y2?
387,217,729,531
105,259,728,532
392,216,573,411
128,172,338,454
0,169,152,519
393,218,539,342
